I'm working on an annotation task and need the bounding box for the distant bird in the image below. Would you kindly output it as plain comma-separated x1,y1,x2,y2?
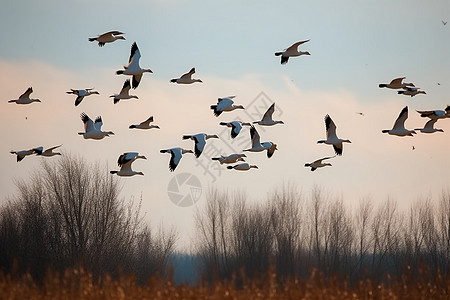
116,42,153,89
110,79,138,104
78,113,114,140
227,163,258,171
8,87,41,105
210,96,245,117
443,20,447,25
382,106,416,137
379,77,415,89
356,112,365,116
129,116,160,130
317,115,351,155
110,152,146,176
243,125,278,158
10,147,41,162
219,121,251,139
416,106,450,120
170,67,203,84
304,155,335,171
253,103,284,126
160,147,194,172
275,40,310,65
34,145,62,157
397,86,426,97
88,31,125,47
412,146,415,150
66,88,99,106
182,133,219,158
211,153,246,164
414,119,444,134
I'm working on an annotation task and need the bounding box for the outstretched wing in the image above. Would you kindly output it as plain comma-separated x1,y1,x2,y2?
393,106,408,129
80,113,95,132
261,103,275,121
180,67,195,79
286,40,310,51
94,116,103,130
19,87,33,99
324,115,337,139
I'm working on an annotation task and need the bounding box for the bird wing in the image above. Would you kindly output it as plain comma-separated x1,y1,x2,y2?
393,106,408,129
180,67,195,79
120,79,132,94
324,115,337,139
230,121,242,139
140,116,154,126
169,149,182,171
132,74,142,89
315,155,336,164
104,30,124,36
250,126,261,147
81,113,95,132
19,87,33,99
193,135,206,158
423,119,437,129
390,77,406,85
94,116,103,130
128,42,141,65
44,144,62,153
216,98,233,111
75,95,84,106
261,103,275,121
286,40,310,51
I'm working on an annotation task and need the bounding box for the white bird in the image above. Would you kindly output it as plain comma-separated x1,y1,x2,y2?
170,67,203,84
210,96,245,117
253,103,284,126
219,121,251,139
275,40,310,65
416,106,450,120
211,153,246,164
182,133,219,158
317,115,351,155
110,152,146,176
129,116,160,130
34,145,62,157
382,106,416,137
116,42,153,89
8,87,41,105
397,86,426,97
78,113,114,140
243,125,278,158
304,155,335,171
443,20,447,25
414,119,444,134
66,88,99,106
88,31,125,47
10,147,41,162
110,79,138,104
227,163,258,171
379,77,415,89
160,147,193,172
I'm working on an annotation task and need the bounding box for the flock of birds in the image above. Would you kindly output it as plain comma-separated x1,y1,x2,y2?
7,31,449,175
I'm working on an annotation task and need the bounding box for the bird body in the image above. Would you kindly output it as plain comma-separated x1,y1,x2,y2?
379,77,415,89
89,31,125,47
219,121,251,139
182,133,219,158
129,116,160,130
305,156,335,171
275,40,310,64
160,148,193,171
110,79,138,104
110,152,146,176
78,113,114,140
66,88,99,106
253,103,284,126
243,126,278,157
8,87,41,104
35,145,62,157
416,106,450,120
382,106,416,137
10,147,41,162
116,42,153,89
212,153,246,164
211,96,244,117
414,119,444,134
397,87,426,97
170,67,202,84
227,163,258,171
317,115,351,155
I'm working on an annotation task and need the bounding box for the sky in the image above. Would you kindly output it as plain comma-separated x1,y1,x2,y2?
1,0,450,251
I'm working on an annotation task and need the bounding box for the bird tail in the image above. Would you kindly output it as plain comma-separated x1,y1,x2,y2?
304,163,311,167
397,91,405,94
274,52,283,56
317,140,325,144
88,37,97,42
182,135,191,140
116,70,124,75
379,84,387,88
381,130,389,133
110,171,118,174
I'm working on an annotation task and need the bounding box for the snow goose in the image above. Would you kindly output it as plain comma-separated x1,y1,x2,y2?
397,87,426,97
382,106,416,137
211,153,246,164
210,96,245,117
182,133,219,158
243,126,277,158
66,88,99,106
253,103,284,126
416,106,450,120
89,31,125,47
10,147,41,162
78,113,114,140
414,119,444,134
129,116,160,130
34,145,62,157
116,42,153,89
160,147,193,172
275,40,310,65
379,77,415,89
8,87,41,105
110,152,146,176
227,163,258,171
110,79,138,104
219,121,251,139
317,115,351,155
304,155,335,171
170,67,202,84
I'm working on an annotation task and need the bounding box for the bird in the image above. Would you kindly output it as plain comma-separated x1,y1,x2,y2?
8,87,41,105
116,42,153,89
305,156,335,171
243,125,278,158
253,103,284,126
397,87,426,97
356,112,365,116
379,77,415,89
88,31,125,47
382,106,416,137
129,116,160,130
66,88,99,106
227,163,258,171
170,67,203,84
182,133,219,158
160,148,194,172
416,106,450,120
317,115,351,155
110,79,138,104
443,20,447,25
78,113,114,140
211,153,247,164
275,40,310,65
210,96,245,117
414,119,444,134
219,121,251,139
110,152,146,176
10,147,41,162
34,145,62,157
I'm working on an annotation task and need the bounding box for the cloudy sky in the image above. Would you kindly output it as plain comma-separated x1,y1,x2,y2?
1,0,449,250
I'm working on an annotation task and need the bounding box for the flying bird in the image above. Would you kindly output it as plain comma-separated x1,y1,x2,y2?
275,40,310,65
379,77,415,89
382,106,416,137
116,42,153,89
414,119,444,134
443,20,447,25
397,86,426,97
129,116,160,130
182,133,219,158
160,147,194,172
88,31,125,47
10,147,41,162
211,153,247,164
8,87,41,105
78,113,114,140
170,67,203,84
305,156,335,171
243,125,278,158
210,96,245,117
110,152,146,176
219,121,251,139
317,115,351,155
110,79,138,104
227,163,258,171
34,145,62,157
416,106,450,120
66,88,99,106
253,103,284,126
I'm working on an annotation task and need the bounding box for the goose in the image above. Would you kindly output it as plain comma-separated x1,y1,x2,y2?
443,20,447,25
89,31,125,47
253,103,284,126
219,121,251,139
10,147,41,162
182,133,219,158
243,125,278,158
397,87,426,97
110,152,146,176
66,88,99,106
110,79,138,104
8,87,41,105
416,106,450,120
34,145,62,157
317,115,351,155
379,77,415,89
116,42,153,89
210,96,245,117
129,116,160,130
78,112,114,140
414,119,444,134
227,163,258,171
170,67,202,84
382,106,416,137
305,155,335,171
275,40,310,65
160,147,193,172
211,153,246,164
